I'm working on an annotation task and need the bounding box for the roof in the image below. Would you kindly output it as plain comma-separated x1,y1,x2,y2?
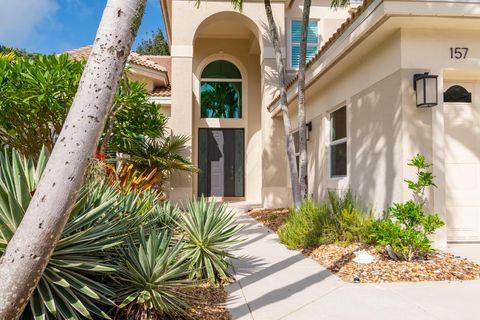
65,45,167,73
65,45,172,98
143,55,171,79
150,85,171,97
267,0,373,109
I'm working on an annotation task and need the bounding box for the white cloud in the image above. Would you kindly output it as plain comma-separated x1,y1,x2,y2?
0,0,59,45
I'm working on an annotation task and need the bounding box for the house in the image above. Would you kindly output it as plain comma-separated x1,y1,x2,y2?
72,0,480,247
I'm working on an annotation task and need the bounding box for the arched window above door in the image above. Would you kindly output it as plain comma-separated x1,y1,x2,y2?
201,60,242,118
444,85,472,103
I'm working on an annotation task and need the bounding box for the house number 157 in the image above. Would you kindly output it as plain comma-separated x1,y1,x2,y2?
450,47,469,59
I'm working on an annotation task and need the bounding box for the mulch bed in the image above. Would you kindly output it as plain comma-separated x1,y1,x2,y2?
249,208,480,283
249,208,289,232
184,283,230,320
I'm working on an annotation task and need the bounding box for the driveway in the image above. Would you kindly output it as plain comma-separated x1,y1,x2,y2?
226,206,480,320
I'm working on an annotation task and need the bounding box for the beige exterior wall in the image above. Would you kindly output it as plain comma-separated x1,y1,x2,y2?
278,13,480,245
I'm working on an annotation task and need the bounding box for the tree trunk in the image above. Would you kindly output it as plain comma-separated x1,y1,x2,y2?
0,1,146,318
263,0,302,208
297,0,312,199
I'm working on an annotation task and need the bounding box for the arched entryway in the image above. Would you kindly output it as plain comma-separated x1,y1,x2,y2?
198,60,245,197
192,11,262,201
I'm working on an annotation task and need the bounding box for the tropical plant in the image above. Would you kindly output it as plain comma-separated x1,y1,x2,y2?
370,154,445,261
0,54,84,157
116,164,158,194
115,135,198,188
99,75,166,155
179,197,240,283
112,229,193,320
135,28,170,55
0,52,165,160
0,147,151,319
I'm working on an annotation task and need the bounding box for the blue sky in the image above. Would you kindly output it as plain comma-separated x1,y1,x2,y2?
0,0,166,54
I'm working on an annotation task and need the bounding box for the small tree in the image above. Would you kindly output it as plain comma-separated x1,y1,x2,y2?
371,154,444,261
135,28,170,55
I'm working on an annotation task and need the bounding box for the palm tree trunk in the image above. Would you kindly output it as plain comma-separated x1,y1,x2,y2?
0,0,146,318
264,0,302,208
297,0,312,199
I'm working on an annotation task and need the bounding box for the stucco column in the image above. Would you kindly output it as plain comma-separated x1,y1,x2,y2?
260,51,291,208
432,72,447,248
169,45,194,204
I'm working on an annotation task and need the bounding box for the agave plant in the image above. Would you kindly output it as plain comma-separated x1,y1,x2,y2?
0,147,148,319
112,229,193,320
180,197,240,283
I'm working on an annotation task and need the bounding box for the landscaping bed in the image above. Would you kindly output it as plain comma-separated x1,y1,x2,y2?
249,208,480,283
184,284,230,320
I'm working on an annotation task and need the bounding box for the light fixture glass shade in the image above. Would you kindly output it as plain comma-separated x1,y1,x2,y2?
414,73,438,108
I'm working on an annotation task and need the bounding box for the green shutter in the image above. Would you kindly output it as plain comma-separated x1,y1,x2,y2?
291,20,318,68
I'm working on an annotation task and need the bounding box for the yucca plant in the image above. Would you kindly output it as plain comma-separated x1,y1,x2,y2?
112,229,193,319
0,147,148,319
179,197,240,283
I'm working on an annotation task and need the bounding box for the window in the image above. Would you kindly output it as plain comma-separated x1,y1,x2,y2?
293,130,300,172
292,129,308,184
200,60,242,118
291,20,319,69
444,85,472,103
330,106,347,177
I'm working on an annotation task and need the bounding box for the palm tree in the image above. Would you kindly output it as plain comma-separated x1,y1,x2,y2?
297,0,312,199
0,1,147,318
115,134,199,188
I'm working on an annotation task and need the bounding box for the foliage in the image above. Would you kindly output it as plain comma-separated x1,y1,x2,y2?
135,28,170,55
0,54,165,159
279,191,372,249
0,54,84,157
278,199,323,249
0,147,153,319
116,164,158,194
0,45,38,59
370,154,445,261
112,229,193,320
105,77,166,152
115,135,198,188
179,197,240,283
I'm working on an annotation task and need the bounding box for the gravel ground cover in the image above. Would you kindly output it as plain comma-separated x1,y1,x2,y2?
249,208,480,283
184,284,230,320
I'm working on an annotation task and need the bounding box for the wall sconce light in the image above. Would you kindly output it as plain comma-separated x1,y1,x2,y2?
413,72,438,108
306,121,312,141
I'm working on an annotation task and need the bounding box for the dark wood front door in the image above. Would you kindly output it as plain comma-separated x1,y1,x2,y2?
198,128,244,197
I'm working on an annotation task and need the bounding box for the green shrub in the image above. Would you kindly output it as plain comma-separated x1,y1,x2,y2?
278,192,372,249
370,154,445,261
0,147,150,319
278,199,323,249
179,197,240,283
112,229,193,320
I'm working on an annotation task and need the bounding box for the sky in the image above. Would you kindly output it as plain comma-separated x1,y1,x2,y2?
0,0,167,54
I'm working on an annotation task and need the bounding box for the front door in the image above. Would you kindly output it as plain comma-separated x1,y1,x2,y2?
198,128,244,197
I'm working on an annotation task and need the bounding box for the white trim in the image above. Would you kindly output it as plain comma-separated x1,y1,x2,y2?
148,96,171,104
201,78,242,82
288,18,320,70
328,105,348,179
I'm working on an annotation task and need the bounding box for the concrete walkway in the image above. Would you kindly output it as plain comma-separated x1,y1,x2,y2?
226,206,480,320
